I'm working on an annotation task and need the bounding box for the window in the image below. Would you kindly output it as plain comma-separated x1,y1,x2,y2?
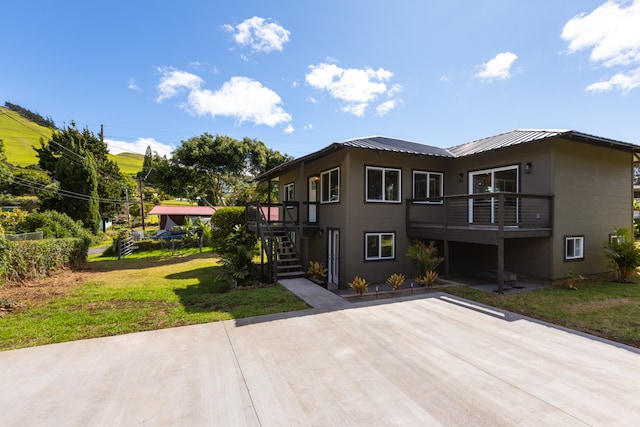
413,171,443,203
565,236,584,260
283,182,294,202
366,166,401,202
321,167,340,203
365,232,395,260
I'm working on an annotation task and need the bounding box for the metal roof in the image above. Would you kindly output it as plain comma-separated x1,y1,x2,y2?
448,129,639,157
338,136,454,157
147,206,216,216
255,130,640,182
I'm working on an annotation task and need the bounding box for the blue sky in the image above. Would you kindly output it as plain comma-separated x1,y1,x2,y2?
2,0,640,159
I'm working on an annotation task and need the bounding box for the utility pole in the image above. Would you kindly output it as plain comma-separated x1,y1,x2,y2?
125,188,131,229
139,177,146,234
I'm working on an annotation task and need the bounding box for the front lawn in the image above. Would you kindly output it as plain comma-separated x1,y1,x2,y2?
0,249,309,351
445,277,640,348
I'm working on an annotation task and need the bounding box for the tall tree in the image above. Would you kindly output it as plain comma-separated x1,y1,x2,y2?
35,123,125,232
149,134,292,206
40,146,101,233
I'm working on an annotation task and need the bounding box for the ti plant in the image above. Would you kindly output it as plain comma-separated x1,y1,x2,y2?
416,271,439,287
307,261,327,280
349,275,369,296
386,273,406,291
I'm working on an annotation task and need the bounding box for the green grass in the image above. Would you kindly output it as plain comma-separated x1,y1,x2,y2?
108,152,144,176
0,106,144,175
0,250,309,351
444,277,640,348
0,106,53,167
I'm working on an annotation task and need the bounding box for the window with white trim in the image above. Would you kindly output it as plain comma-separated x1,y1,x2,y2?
321,167,340,203
283,182,294,201
565,236,584,260
365,232,395,260
413,170,443,203
366,166,401,202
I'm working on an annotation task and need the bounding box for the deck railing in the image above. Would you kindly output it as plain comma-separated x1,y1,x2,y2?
406,193,553,231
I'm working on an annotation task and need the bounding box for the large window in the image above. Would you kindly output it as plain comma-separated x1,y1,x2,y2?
365,232,395,260
366,166,401,202
321,167,340,203
283,182,294,202
413,170,443,203
565,236,584,260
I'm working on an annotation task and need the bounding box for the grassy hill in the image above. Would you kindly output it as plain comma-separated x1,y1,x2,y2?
0,106,143,175
0,106,53,167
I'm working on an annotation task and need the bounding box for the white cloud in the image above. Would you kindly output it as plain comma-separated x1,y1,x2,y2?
474,52,518,81
376,99,400,117
224,16,290,53
586,68,640,92
128,78,140,91
562,0,640,67
284,124,295,134
156,68,292,127
304,124,313,130
156,67,203,102
341,103,368,117
187,76,291,126
562,0,640,92
106,137,174,158
305,63,402,116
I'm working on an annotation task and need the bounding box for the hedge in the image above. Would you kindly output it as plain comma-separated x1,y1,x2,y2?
0,237,87,284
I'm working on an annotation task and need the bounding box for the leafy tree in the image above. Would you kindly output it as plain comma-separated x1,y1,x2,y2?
149,134,292,206
35,123,126,231
39,146,101,233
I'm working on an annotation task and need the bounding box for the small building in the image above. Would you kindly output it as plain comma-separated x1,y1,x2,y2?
147,206,216,230
247,129,640,291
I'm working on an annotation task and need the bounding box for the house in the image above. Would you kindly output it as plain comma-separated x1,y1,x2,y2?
247,130,640,291
147,205,216,230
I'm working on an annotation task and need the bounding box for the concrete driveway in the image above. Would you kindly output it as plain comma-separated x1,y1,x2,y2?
1,289,640,426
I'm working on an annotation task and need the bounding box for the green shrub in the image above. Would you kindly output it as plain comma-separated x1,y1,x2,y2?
218,225,257,286
211,206,245,252
604,228,640,283
406,240,444,278
17,210,97,248
0,237,86,283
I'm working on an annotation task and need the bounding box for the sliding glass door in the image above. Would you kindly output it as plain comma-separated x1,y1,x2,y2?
468,166,518,225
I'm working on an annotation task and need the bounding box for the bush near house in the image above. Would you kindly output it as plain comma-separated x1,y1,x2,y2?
210,206,245,253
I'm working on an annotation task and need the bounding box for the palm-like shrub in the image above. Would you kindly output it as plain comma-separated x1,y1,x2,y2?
604,228,640,282
218,225,257,286
406,240,443,278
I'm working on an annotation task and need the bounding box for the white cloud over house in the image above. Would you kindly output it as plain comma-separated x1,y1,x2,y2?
155,67,292,128
562,0,640,92
474,52,518,82
305,63,402,117
223,16,290,53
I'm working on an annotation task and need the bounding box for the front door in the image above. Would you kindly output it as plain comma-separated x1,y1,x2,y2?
327,229,339,286
308,176,318,223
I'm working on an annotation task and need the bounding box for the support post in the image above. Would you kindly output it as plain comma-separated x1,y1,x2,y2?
497,238,504,293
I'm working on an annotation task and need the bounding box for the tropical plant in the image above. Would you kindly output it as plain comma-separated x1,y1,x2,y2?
218,224,257,286
349,275,369,296
386,273,405,291
307,261,327,280
604,227,640,283
416,271,439,287
406,240,444,278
